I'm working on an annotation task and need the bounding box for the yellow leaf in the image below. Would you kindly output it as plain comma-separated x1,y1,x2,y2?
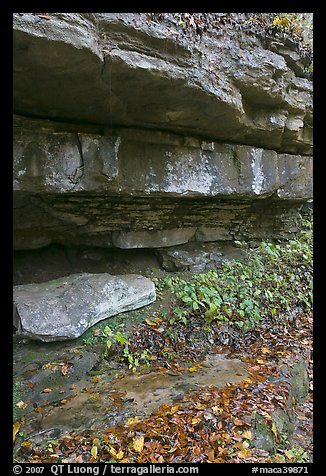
260,347,270,354
91,446,98,459
170,404,181,414
188,366,197,372
145,318,156,326
191,417,201,424
126,416,141,426
21,440,31,449
271,423,278,438
133,435,144,452
256,359,265,365
74,455,84,463
242,430,252,440
13,421,20,442
116,450,124,460
90,377,99,383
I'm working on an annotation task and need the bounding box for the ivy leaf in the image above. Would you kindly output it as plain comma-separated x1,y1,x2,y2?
115,332,129,346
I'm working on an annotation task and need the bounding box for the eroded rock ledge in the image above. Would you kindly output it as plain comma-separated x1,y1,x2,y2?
13,13,313,258
14,117,312,250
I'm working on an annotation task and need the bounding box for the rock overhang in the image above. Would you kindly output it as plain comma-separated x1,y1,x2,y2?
13,13,313,252
13,13,313,155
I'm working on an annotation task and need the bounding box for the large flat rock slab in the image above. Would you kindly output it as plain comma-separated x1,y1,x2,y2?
13,273,156,341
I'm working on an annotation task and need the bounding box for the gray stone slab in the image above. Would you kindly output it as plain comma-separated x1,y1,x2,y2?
13,273,156,341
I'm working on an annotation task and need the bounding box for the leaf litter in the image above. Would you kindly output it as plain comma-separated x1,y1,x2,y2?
14,310,312,463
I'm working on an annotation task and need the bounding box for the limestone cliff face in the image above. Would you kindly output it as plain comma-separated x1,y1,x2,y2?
13,13,313,253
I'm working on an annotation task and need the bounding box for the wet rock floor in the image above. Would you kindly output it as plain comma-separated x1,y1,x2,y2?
13,336,248,440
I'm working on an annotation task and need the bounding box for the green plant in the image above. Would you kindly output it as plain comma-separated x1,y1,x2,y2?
155,210,312,332
121,347,152,372
104,326,152,372
105,326,130,351
285,447,309,463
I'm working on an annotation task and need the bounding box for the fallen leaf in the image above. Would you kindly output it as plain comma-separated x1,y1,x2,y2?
242,430,252,440
61,362,71,376
91,446,98,459
74,455,84,463
90,377,99,383
26,381,35,389
271,423,278,438
133,435,144,452
16,400,27,409
191,417,201,424
188,366,197,372
42,388,52,393
126,416,141,426
145,318,157,326
13,421,20,442
238,447,251,459
260,347,270,354
233,418,248,426
116,450,124,460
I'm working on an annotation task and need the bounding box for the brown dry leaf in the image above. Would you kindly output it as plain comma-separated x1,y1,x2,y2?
238,447,251,459
74,455,84,463
256,359,265,365
133,435,144,452
13,421,20,442
89,393,101,399
170,404,181,414
233,418,248,426
26,381,35,389
42,388,52,393
61,362,71,376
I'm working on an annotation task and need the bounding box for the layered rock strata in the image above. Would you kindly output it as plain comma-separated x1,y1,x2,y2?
13,13,313,260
